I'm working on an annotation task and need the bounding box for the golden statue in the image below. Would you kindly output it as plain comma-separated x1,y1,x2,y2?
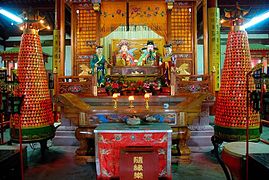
79,64,91,82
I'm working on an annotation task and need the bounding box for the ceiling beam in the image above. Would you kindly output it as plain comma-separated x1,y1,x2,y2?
0,3,55,11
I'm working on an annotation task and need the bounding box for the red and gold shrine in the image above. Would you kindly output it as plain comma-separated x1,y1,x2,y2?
94,123,172,179
10,21,54,142
214,9,260,141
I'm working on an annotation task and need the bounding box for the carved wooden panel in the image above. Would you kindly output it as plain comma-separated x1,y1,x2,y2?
71,3,99,75
170,1,196,74
175,75,211,94
57,76,95,97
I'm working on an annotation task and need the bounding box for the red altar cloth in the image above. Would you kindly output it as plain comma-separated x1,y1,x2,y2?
94,123,172,179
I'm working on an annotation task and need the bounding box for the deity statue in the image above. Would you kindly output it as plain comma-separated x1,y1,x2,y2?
137,40,159,66
115,39,136,66
90,46,106,86
78,64,91,82
162,44,175,85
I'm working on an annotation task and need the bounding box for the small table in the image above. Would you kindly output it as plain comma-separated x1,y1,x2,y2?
249,153,269,179
94,123,172,179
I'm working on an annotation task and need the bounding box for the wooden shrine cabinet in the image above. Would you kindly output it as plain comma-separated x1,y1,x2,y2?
69,0,197,76
170,1,196,74
69,2,100,75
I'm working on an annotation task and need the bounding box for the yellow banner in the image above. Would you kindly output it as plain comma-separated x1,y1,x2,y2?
208,8,220,91
53,29,60,73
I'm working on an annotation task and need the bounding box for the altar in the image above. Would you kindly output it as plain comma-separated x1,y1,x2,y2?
94,123,172,179
53,0,215,167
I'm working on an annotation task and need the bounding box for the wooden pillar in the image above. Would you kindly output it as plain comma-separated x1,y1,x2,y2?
203,0,208,74
193,1,197,74
53,0,61,75
55,0,61,29
59,0,65,76
71,3,76,75
208,0,220,92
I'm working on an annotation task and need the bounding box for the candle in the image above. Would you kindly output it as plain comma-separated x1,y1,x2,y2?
128,96,134,101
113,93,118,98
144,93,150,99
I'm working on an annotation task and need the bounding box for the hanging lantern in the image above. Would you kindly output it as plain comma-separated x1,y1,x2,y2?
214,5,261,141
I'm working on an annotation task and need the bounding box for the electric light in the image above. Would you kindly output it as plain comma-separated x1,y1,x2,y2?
0,9,23,23
243,11,269,29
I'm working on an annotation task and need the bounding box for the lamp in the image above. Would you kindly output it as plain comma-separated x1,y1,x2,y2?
243,11,269,29
0,8,23,23
166,0,174,10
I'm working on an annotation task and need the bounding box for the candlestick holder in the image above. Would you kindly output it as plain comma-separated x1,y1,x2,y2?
145,98,149,110
113,94,118,109
128,96,135,108
113,98,118,109
144,93,150,110
129,100,134,108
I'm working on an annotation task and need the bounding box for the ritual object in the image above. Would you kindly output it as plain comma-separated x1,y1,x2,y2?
10,13,55,144
214,5,260,141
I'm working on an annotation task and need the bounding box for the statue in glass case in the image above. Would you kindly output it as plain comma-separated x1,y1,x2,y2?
115,40,136,66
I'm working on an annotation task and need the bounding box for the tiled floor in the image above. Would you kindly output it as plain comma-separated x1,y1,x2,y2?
1,126,269,180
24,145,225,180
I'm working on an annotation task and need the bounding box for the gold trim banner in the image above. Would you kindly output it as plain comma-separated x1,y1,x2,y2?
208,8,220,91
53,29,60,73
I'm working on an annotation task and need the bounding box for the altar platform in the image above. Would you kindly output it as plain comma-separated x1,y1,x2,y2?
94,123,172,179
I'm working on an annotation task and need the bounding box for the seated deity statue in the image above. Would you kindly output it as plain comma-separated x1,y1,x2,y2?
137,40,159,66
115,40,136,66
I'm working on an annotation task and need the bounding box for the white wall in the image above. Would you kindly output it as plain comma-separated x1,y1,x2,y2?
65,46,72,75
197,45,204,75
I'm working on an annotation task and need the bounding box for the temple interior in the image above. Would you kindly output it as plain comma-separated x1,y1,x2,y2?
0,0,269,180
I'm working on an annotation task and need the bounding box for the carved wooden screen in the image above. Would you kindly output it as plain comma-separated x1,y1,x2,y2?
71,3,99,75
171,1,196,74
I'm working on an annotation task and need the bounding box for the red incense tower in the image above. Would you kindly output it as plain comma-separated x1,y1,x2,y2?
214,5,260,141
10,14,54,143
